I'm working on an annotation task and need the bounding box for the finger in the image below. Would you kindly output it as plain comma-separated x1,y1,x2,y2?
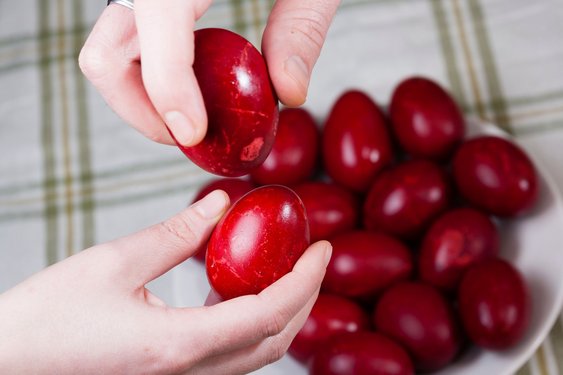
135,0,211,147
262,0,340,107
188,287,321,375
108,190,229,286
170,241,331,361
79,5,175,145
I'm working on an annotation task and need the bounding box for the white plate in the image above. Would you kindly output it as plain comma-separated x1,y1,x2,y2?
428,119,563,375
150,118,563,375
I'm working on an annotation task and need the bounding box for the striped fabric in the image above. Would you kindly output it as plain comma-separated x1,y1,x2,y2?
1,0,563,374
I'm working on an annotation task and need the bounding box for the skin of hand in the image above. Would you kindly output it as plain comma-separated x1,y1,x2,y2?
0,190,332,375
78,0,340,147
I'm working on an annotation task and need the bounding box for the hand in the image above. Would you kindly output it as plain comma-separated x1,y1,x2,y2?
79,0,340,147
0,190,331,375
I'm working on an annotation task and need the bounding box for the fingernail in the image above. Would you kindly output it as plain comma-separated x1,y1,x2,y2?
323,241,333,267
284,55,310,93
165,111,195,146
192,190,229,219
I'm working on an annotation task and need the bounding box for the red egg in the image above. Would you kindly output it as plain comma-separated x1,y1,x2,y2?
176,28,279,177
322,230,413,299
374,282,461,372
389,77,465,160
293,181,359,242
452,136,538,217
322,90,394,192
250,108,319,185
206,185,309,300
418,208,499,291
363,159,450,240
458,258,530,350
191,178,256,262
310,332,414,375
289,294,371,364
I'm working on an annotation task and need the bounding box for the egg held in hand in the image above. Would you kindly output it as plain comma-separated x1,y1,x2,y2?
176,28,279,177
206,185,310,300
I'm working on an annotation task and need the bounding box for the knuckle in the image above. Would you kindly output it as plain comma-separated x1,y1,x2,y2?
159,212,201,248
145,341,186,374
264,337,290,366
78,44,108,81
262,303,292,338
264,314,284,338
143,319,200,374
94,245,130,280
288,7,330,51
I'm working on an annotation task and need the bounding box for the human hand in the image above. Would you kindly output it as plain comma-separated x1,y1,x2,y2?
79,0,340,147
0,190,331,375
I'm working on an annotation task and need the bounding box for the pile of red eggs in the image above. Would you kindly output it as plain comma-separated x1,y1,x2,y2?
191,75,538,374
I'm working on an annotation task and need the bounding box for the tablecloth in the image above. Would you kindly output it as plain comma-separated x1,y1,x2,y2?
1,0,563,374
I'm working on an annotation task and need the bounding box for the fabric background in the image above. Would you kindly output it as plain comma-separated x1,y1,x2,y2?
1,0,563,374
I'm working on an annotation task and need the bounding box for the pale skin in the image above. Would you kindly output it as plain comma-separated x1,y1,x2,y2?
78,0,341,147
0,0,339,373
0,191,332,374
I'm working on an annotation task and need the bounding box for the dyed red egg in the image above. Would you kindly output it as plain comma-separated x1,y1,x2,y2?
363,159,450,240
419,208,499,291
310,332,414,375
374,282,461,372
206,185,309,300
389,77,465,160
176,28,279,177
323,230,412,299
322,90,393,192
289,294,371,364
452,136,538,217
250,108,319,185
293,181,359,242
458,258,530,349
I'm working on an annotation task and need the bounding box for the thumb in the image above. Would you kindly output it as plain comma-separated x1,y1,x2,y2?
262,0,340,107
135,0,212,147
108,189,229,287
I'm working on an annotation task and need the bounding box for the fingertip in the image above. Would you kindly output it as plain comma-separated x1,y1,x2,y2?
164,95,208,147
293,240,332,282
308,240,332,267
318,240,333,267
262,0,340,106
276,55,310,107
191,189,230,220
165,111,194,146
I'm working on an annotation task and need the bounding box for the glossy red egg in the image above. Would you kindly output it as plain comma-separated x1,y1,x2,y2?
374,282,461,372
176,28,279,177
363,159,450,240
206,185,309,300
293,181,359,242
452,136,538,217
289,294,371,364
389,77,465,160
458,258,530,349
322,230,413,299
250,108,319,185
191,178,256,262
322,90,394,192
419,208,499,291
310,332,414,375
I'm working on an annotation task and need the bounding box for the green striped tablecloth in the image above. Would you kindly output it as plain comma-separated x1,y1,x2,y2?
1,0,563,374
